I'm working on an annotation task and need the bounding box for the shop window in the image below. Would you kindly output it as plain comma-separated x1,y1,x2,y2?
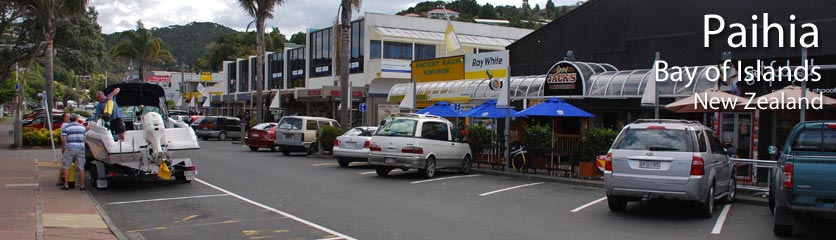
370,40,381,59
415,44,436,60
384,42,412,60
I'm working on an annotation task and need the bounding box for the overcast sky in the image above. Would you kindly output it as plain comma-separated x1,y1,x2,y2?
91,0,579,35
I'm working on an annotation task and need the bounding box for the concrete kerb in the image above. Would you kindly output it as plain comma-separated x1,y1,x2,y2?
85,190,129,240
471,168,769,207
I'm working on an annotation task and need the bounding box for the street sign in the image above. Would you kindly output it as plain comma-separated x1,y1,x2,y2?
359,103,367,112
454,103,461,111
15,84,20,91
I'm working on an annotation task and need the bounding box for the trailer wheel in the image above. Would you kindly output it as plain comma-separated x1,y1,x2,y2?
175,174,192,183
90,167,107,190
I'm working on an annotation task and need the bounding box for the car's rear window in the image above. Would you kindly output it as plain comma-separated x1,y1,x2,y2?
344,127,377,137
278,117,302,130
253,123,276,130
791,127,836,152
376,118,417,137
201,117,217,124
613,128,693,152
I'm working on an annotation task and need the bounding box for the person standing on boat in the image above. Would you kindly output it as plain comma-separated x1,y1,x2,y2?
94,88,126,141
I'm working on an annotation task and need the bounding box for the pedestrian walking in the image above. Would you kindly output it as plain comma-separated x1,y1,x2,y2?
94,88,126,140
60,114,87,190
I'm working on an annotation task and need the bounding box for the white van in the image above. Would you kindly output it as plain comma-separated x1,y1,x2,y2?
275,116,340,156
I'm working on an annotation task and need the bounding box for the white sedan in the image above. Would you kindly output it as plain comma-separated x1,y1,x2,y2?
333,126,377,167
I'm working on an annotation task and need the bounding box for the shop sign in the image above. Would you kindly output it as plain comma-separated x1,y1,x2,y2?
381,60,411,79
544,62,584,96
200,72,212,81
411,56,464,82
146,75,171,83
464,50,509,80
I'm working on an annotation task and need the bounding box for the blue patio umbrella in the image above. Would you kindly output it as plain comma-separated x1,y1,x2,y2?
463,100,521,118
516,98,594,168
416,101,461,117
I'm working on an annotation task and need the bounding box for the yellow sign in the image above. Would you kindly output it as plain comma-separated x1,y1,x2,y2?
200,72,212,81
411,56,464,83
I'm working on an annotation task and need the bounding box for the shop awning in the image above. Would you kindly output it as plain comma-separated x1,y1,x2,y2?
375,27,516,47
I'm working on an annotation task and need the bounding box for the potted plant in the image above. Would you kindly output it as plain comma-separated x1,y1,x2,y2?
319,126,345,153
467,125,492,162
579,127,619,177
522,121,552,171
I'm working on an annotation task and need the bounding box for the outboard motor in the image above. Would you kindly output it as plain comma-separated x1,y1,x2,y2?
142,112,166,161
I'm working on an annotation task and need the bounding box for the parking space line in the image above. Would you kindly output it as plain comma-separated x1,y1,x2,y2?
479,182,544,196
410,175,481,184
312,163,339,167
195,178,356,240
107,194,231,205
570,197,607,213
359,171,376,175
711,204,732,234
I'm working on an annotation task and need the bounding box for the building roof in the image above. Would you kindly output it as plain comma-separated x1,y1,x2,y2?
428,9,458,14
403,13,421,17
474,19,511,24
375,26,517,47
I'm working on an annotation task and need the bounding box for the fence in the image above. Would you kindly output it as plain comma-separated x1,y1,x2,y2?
730,158,777,197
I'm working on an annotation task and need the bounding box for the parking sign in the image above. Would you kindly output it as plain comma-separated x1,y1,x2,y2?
359,103,367,112
454,103,461,111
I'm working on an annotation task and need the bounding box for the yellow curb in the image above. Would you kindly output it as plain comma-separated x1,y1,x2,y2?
42,214,108,228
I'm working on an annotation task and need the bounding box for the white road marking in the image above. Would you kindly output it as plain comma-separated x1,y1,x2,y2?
312,163,339,167
107,194,231,205
410,175,481,184
570,197,608,213
711,204,732,234
195,178,356,240
479,182,545,196
4,183,39,187
359,171,377,175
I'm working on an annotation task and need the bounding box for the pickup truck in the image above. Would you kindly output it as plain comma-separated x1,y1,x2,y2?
770,121,836,236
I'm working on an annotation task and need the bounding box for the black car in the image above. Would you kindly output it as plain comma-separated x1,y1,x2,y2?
194,116,243,141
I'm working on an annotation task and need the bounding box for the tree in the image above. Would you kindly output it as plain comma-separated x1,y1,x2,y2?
478,3,498,19
288,31,305,45
545,0,555,19
237,0,286,124
337,0,361,128
53,7,105,75
0,0,43,86
23,0,87,113
108,21,175,83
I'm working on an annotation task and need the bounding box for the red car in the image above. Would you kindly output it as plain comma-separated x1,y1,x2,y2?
244,123,278,151
23,113,84,130
24,109,63,121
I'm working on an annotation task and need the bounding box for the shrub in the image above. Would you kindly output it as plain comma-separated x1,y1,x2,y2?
467,125,492,145
22,127,61,146
73,110,91,118
579,127,620,162
523,121,552,149
319,126,345,151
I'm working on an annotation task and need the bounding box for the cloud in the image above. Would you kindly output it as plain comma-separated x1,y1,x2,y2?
92,0,580,34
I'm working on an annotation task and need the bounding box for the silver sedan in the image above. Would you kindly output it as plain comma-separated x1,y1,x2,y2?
333,126,377,167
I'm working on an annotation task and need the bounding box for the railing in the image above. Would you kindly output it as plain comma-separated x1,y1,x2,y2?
730,158,777,197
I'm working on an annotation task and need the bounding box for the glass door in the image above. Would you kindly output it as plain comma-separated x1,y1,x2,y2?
720,113,752,159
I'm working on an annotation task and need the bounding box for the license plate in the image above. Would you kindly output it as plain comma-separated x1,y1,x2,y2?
639,161,661,169
347,142,355,148
185,170,196,177
253,133,259,138
384,158,396,164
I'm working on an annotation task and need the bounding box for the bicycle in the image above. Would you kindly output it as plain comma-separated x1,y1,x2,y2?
510,145,527,172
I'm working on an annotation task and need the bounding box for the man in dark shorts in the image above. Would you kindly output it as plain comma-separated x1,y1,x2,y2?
94,88,126,140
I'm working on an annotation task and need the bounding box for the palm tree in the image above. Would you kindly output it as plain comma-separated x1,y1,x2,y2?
337,0,361,127
25,0,87,112
237,0,285,124
109,21,174,83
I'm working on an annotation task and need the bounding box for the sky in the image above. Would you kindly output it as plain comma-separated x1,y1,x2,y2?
91,0,579,35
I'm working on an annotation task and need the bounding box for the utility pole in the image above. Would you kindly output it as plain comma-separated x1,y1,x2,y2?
13,63,24,149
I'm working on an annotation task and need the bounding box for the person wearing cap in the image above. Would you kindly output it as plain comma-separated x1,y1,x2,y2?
94,88,125,140
60,114,87,190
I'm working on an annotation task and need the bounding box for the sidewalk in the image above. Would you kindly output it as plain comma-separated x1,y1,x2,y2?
0,118,119,240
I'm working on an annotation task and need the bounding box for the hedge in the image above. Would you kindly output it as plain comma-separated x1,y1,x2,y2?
22,127,61,146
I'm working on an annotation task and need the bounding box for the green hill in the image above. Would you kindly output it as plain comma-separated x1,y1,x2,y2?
104,22,238,69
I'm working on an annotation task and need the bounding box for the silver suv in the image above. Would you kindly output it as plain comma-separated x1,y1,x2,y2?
604,119,736,218
368,113,472,178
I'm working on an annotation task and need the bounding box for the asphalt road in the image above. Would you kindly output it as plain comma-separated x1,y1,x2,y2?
89,140,835,240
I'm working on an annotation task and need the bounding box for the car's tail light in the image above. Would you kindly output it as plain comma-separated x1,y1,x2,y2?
646,126,667,130
604,152,613,171
690,155,705,176
363,140,371,148
783,163,794,188
269,131,275,139
185,166,196,171
402,146,424,154
369,143,381,152
334,139,339,147
827,123,836,129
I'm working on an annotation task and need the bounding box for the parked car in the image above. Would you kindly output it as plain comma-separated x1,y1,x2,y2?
770,121,836,236
245,123,278,152
367,113,472,178
333,126,378,167
189,116,205,131
24,108,63,121
274,116,340,156
604,119,736,218
23,113,84,130
194,116,242,141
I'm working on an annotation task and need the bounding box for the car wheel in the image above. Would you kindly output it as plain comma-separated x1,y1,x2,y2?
773,223,793,236
458,155,472,174
375,166,392,177
201,137,209,141
282,151,291,156
218,132,227,141
175,173,192,183
697,183,715,218
607,196,627,212
307,143,318,155
768,185,775,215
248,146,259,151
420,157,437,179
270,147,277,152
723,177,736,204
337,158,350,168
